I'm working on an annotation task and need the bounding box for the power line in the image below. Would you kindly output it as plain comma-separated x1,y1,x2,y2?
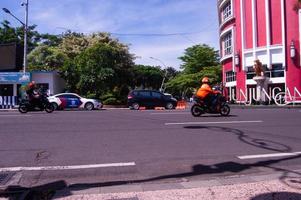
110,31,205,37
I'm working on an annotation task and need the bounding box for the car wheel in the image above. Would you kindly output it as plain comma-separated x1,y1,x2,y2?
51,102,58,110
165,102,174,110
85,102,94,111
132,102,140,110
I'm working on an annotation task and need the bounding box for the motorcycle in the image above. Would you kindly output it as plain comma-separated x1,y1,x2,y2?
191,94,230,117
18,91,54,114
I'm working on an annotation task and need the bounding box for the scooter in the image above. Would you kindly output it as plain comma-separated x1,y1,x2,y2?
18,92,54,114
190,94,230,117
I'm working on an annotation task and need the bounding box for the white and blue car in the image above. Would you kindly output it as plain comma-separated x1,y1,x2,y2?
48,93,102,110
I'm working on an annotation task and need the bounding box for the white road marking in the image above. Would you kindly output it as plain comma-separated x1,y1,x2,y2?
0,162,136,172
150,112,189,115
238,152,301,160
165,120,263,125
0,114,31,117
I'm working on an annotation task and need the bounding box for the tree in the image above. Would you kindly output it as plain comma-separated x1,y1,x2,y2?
70,41,134,98
179,44,219,74
0,20,40,52
39,33,62,47
165,67,179,80
165,66,221,99
131,65,164,90
27,44,68,71
59,31,89,59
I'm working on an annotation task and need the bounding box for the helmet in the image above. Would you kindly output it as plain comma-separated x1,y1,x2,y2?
28,81,35,88
202,77,209,83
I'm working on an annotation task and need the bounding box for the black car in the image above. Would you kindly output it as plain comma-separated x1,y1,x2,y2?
127,90,177,110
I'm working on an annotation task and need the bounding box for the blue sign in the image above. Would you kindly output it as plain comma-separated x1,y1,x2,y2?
0,72,31,83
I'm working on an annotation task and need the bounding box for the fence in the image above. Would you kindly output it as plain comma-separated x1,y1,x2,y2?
0,96,18,109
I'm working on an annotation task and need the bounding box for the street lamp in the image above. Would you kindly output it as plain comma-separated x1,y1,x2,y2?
150,57,168,92
2,0,29,75
234,53,240,66
290,40,296,59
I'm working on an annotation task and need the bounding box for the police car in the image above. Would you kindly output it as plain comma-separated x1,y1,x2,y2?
48,93,102,110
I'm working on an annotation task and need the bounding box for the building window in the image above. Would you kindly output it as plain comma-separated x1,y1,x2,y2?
222,32,232,56
226,71,236,82
247,64,284,79
271,64,284,78
222,1,232,22
246,66,256,79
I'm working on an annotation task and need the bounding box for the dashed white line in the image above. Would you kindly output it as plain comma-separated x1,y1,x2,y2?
0,114,31,117
0,162,136,172
150,112,189,115
238,152,301,160
165,120,263,126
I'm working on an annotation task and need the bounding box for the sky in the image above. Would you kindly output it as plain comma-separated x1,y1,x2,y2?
1,0,219,70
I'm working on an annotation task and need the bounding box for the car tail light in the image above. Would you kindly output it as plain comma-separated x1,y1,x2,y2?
127,95,133,99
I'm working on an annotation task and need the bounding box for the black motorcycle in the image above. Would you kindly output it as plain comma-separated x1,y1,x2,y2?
18,91,54,114
191,94,230,117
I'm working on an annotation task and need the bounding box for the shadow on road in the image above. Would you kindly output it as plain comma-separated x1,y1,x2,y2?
1,154,299,199
184,126,292,152
250,192,301,200
192,114,238,118
0,180,68,200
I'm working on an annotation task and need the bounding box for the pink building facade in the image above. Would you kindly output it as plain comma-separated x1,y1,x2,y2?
218,0,301,104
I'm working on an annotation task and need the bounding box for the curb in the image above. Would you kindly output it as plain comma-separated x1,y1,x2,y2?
52,169,301,198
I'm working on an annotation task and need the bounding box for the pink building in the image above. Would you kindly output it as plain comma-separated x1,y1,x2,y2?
218,0,301,104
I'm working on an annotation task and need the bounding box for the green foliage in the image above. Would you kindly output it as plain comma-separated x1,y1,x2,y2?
103,97,122,105
179,44,219,74
165,66,221,98
85,92,97,99
131,65,163,90
100,91,126,105
0,20,41,52
27,44,68,71
70,40,134,97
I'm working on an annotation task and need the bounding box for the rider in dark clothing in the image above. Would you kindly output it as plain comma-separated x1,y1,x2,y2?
26,81,41,107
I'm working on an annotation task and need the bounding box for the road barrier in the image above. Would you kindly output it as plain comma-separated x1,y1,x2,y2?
0,96,18,109
176,100,187,110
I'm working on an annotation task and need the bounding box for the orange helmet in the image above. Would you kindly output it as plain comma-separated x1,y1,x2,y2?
202,77,209,83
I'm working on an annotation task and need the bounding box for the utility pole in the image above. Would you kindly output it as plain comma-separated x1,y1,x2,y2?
150,57,168,92
3,0,29,75
22,0,29,74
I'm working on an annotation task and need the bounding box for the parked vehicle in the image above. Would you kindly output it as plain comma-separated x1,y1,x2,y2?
190,94,230,117
48,93,102,111
18,92,54,113
127,90,177,110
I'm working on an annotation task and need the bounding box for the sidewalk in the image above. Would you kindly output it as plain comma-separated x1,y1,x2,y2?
51,175,301,200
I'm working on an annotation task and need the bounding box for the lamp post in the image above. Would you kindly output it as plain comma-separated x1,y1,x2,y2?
150,57,168,92
3,0,29,75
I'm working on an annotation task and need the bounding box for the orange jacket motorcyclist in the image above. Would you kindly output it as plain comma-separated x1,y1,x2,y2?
196,77,220,110
196,77,219,99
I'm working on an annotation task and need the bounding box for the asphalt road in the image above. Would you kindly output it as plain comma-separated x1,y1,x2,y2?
0,108,301,190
